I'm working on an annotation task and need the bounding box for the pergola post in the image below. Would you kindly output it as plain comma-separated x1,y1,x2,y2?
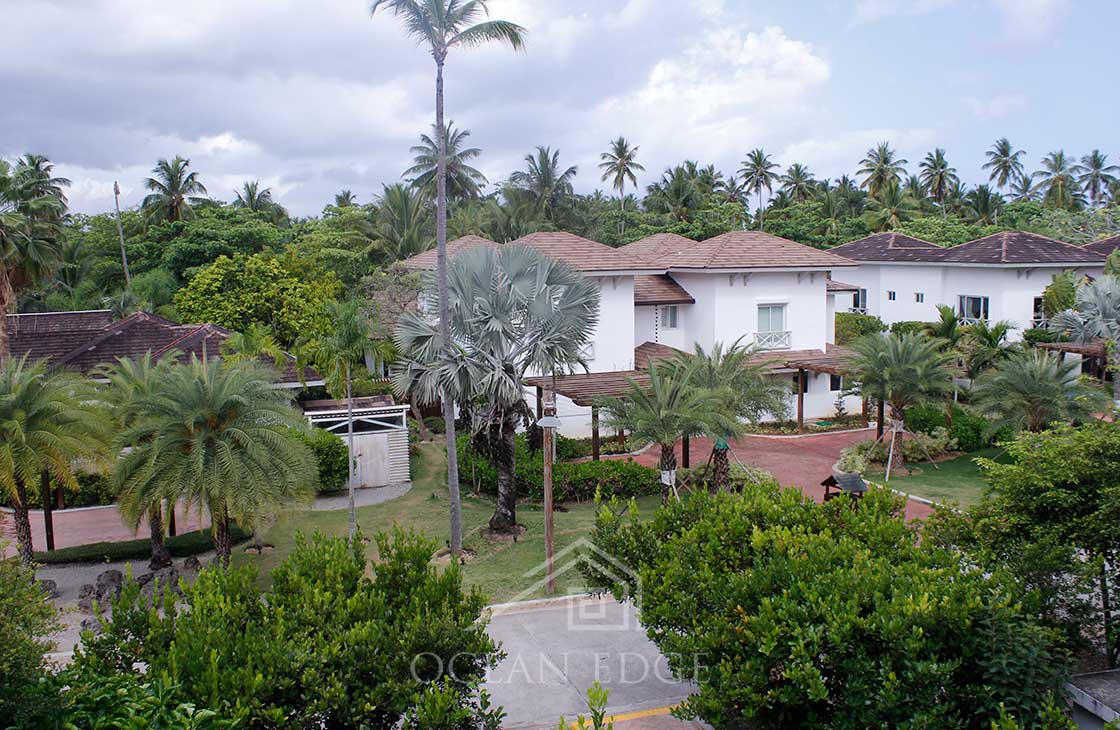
591,406,601,462
681,434,690,468
796,368,806,433
535,386,543,420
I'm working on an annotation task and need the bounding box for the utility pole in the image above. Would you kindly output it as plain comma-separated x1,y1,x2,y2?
539,393,562,595
113,181,131,287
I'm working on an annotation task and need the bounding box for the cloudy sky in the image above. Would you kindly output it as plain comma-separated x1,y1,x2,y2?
3,0,1112,216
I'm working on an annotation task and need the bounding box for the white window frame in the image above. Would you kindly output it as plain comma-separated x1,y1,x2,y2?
661,305,679,330
958,295,990,324
851,288,868,314
756,304,790,350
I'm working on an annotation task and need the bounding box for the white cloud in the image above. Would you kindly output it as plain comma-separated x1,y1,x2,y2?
991,0,1070,43
964,93,1028,121
850,0,957,25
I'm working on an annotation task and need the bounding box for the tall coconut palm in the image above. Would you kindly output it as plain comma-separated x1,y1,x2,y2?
903,175,929,211
739,148,779,230
140,156,209,224
983,138,1025,192
510,146,577,223
394,245,598,531
598,136,645,234
1075,150,1119,207
15,154,71,206
334,190,358,208
919,148,959,220
112,357,316,565
858,142,908,197
864,179,915,232
376,183,434,261
963,184,1004,226
233,180,289,225
1035,151,1084,211
848,332,955,478
1009,171,1039,202
674,339,790,491
1050,274,1120,402
300,298,376,540
971,349,1107,433
645,166,703,222
598,362,720,502
779,163,816,203
0,357,104,565
404,122,488,204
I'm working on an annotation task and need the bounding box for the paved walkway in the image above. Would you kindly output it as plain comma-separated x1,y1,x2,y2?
618,429,934,521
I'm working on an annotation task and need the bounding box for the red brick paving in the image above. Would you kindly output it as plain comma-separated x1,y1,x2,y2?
617,428,934,521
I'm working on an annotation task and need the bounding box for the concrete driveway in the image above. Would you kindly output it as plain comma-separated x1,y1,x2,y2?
484,596,704,729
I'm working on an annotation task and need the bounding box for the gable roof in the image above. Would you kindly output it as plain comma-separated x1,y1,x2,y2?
622,233,697,264
826,279,861,292
401,232,655,273
941,231,1105,265
6,310,115,363
399,235,498,270
634,274,695,306
1084,235,1120,256
830,233,945,262
646,230,855,270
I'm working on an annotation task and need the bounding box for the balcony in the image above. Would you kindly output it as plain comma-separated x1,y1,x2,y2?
849,306,868,314
754,330,791,350
958,316,985,326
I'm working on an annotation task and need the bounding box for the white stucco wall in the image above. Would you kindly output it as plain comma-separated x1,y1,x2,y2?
586,275,635,372
634,306,655,346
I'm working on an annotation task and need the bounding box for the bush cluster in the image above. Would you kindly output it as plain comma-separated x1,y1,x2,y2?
295,427,349,493
889,320,926,335
555,434,633,460
35,525,251,564
834,311,886,345
904,403,1003,452
838,427,958,474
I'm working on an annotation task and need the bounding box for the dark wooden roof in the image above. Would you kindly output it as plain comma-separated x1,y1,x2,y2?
650,230,856,270
942,231,1105,265
784,344,856,375
525,370,650,406
830,233,944,262
301,395,396,412
1037,340,1107,357
634,341,685,369
826,279,860,292
1084,235,1120,256
634,275,695,306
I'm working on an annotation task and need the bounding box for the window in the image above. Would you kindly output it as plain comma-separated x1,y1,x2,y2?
887,290,897,301
915,292,925,303
1033,296,1045,326
661,305,679,330
958,295,990,323
757,304,786,332
792,372,809,394
854,288,868,313
830,374,843,392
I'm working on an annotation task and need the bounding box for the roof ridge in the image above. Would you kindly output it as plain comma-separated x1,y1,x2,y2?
51,311,149,368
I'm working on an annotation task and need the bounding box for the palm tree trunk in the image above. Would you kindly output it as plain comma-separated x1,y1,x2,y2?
149,506,172,570
346,363,357,541
489,418,518,532
658,442,677,503
757,188,764,231
712,446,730,493
40,470,55,552
13,476,33,566
886,406,906,478
434,53,464,556
619,185,625,235
0,267,11,368
214,508,231,567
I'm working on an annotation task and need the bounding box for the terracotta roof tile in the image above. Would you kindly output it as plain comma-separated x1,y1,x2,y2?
621,233,697,263
650,230,856,269
401,233,657,273
634,274,695,305
6,310,115,363
633,341,685,369
399,235,498,270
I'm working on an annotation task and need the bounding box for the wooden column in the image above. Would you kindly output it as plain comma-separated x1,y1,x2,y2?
591,406,601,461
40,470,55,552
681,434,690,468
796,369,806,433
542,403,556,595
535,386,543,420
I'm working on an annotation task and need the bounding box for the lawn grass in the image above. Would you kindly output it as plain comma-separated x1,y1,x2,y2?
882,447,1008,508
233,442,660,603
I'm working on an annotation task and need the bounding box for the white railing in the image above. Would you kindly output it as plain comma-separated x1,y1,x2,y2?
849,307,868,314
958,316,985,326
755,330,791,350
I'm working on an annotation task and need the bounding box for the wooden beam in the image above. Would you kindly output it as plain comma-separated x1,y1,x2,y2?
797,369,805,434
591,406,601,462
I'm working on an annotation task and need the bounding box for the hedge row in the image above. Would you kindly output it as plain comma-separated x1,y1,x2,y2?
903,403,1011,452
33,525,250,565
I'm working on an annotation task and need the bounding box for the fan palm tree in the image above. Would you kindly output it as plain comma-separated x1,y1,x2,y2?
919,148,959,220
645,166,703,222
983,138,1025,192
864,180,915,232
140,156,209,224
858,142,908,197
222,323,287,365
848,332,955,478
300,298,376,539
0,356,105,565
959,318,1014,383
233,180,289,225
404,122,488,204
598,362,720,502
598,136,645,234
1075,150,1119,207
963,184,1004,226
112,357,316,565
970,349,1107,433
779,163,815,204
739,148,779,230
376,183,433,261
1035,150,1083,210
1050,274,1120,402
674,339,790,491
510,146,577,223
394,245,598,531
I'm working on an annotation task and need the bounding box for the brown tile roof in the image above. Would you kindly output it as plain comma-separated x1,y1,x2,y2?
830,233,945,262
941,231,1105,265
826,279,860,292
399,235,497,270
1084,235,1120,256
634,275,695,306
6,310,115,363
524,370,650,406
633,341,686,369
622,233,697,263
649,230,856,269
401,233,657,273
784,344,856,375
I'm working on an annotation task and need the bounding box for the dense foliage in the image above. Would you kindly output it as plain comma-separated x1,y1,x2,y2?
0,553,58,726
297,426,350,493
582,487,1070,728
834,311,886,345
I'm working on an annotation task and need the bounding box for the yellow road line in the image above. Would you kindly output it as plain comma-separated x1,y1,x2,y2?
569,704,678,728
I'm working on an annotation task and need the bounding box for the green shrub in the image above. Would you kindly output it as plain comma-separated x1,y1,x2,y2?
555,434,634,460
0,553,59,727
424,416,447,435
53,669,238,729
835,312,886,345
0,470,116,509
1022,327,1059,345
678,463,779,492
34,525,251,564
73,530,500,729
889,320,926,336
351,375,397,398
904,403,948,435
839,427,958,473
297,427,349,493
906,403,993,453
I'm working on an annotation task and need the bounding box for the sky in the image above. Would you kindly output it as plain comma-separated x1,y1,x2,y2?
3,0,1115,217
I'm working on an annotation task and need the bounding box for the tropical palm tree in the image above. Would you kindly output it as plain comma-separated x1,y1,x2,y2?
738,148,779,230
510,146,577,222
222,322,287,365
963,184,1004,226
15,154,71,206
0,356,104,565
334,190,358,207
959,318,1014,383
404,122,488,204
970,349,1106,433
645,166,703,222
233,180,289,225
300,298,376,540
480,191,542,242
1009,171,1039,202
903,175,929,211
394,245,598,531
983,138,1025,192
1050,274,1120,402
924,304,963,349
1075,150,1119,207
112,357,316,565
864,180,915,232
858,141,908,197
779,163,816,203
140,156,209,224
919,148,959,220
598,136,645,233
598,362,720,502
376,183,433,261
848,332,955,478
674,339,790,491
1035,150,1084,210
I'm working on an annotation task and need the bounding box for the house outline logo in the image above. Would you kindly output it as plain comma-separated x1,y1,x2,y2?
507,537,642,631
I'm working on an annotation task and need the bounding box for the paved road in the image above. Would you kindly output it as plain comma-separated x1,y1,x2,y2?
484,597,702,729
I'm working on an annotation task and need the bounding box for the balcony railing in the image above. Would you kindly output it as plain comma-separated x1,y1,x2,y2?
849,306,868,314
958,316,985,326
755,330,791,350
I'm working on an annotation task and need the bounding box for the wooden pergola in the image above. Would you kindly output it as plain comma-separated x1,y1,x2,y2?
1037,340,1109,380
784,345,858,433
524,370,650,461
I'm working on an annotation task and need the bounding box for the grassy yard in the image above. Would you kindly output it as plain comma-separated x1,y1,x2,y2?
881,447,1008,508
232,442,659,603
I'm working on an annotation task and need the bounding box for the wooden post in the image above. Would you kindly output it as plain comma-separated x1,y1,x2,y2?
681,434,690,468
542,403,556,595
40,470,54,552
797,369,806,433
535,386,543,421
591,406,601,462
